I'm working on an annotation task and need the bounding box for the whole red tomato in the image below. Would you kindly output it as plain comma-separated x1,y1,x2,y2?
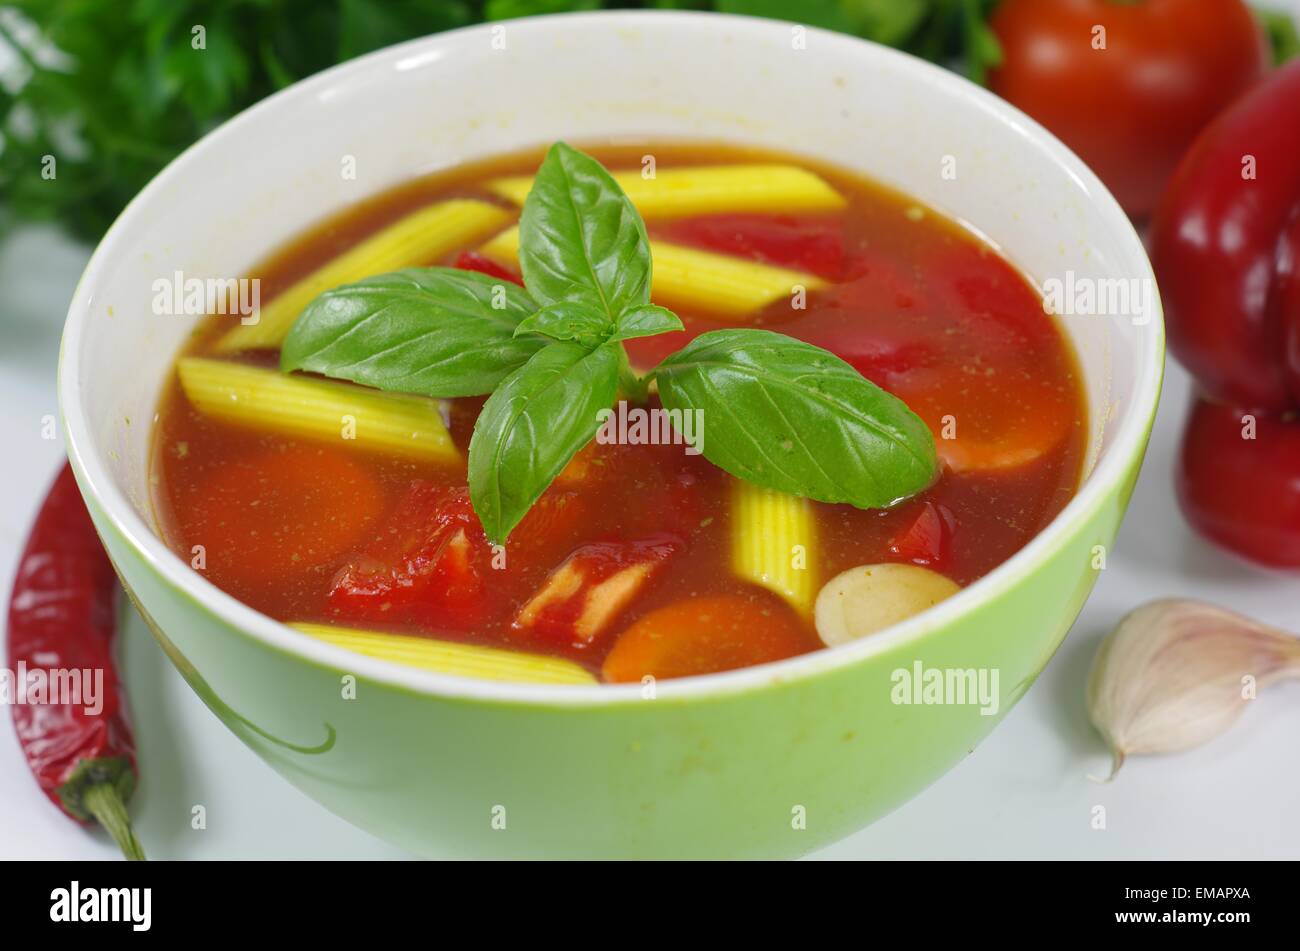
989,0,1268,219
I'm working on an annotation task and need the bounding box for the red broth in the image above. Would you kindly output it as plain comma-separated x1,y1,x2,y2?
151,143,1086,681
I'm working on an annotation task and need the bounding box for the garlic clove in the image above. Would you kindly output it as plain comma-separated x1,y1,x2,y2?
1087,598,1300,777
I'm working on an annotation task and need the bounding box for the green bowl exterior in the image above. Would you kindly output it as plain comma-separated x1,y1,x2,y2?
71,437,1146,859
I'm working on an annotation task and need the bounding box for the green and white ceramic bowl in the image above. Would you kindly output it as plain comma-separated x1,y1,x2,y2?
58,11,1163,858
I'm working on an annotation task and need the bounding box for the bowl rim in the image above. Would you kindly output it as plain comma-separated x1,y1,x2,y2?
58,9,1164,708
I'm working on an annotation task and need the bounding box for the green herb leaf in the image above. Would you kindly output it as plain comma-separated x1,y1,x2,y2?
958,0,1002,82
468,340,620,544
511,301,683,349
485,0,601,18
1259,8,1300,66
518,141,652,321
613,305,684,342
513,302,613,347
654,329,938,508
280,268,544,398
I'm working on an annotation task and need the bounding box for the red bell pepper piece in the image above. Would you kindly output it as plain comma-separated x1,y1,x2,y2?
513,534,680,649
655,213,847,279
454,250,524,286
328,483,492,631
887,501,957,569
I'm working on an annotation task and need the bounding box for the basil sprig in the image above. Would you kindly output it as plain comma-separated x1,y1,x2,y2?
282,142,938,544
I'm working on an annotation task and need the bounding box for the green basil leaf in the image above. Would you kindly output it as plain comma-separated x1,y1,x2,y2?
513,302,613,347
517,141,652,320
654,328,938,508
613,304,684,342
280,267,543,398
468,340,620,544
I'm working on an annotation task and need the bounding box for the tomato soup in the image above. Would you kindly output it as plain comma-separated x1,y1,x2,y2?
151,143,1086,683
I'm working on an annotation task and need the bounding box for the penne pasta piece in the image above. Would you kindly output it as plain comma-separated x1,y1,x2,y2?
730,480,817,614
177,358,459,463
479,226,823,319
485,164,846,218
290,622,597,685
215,199,512,353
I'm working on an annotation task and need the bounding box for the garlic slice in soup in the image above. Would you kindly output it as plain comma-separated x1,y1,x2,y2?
814,563,960,647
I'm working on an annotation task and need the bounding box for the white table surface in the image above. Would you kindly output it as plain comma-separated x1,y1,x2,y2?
4,12,1300,856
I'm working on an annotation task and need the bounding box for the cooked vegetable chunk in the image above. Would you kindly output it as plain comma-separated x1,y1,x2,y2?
291,623,596,685
887,501,957,570
478,226,823,318
177,357,459,462
730,480,817,614
486,164,845,219
814,563,960,647
217,199,511,352
602,593,814,682
514,535,679,647
185,446,386,591
328,484,489,631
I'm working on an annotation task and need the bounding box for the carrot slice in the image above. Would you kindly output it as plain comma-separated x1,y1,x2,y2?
895,374,1075,473
601,593,815,683
180,446,384,588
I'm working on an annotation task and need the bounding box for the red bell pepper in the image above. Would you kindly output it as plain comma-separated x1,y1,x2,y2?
1151,61,1300,567
1176,398,1300,568
1150,60,1300,414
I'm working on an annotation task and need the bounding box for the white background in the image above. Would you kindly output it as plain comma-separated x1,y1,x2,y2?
2,6,1299,859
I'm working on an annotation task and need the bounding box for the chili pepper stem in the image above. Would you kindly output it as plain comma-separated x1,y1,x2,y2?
82,782,146,861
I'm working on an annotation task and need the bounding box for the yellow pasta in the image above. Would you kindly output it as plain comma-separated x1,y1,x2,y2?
290,623,597,685
177,358,459,463
479,226,823,319
216,199,511,353
730,479,817,614
486,164,845,218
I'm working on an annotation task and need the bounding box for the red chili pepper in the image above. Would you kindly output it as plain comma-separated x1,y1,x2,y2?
6,463,144,859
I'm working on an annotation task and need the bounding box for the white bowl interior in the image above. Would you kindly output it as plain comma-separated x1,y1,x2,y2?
62,12,1159,686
